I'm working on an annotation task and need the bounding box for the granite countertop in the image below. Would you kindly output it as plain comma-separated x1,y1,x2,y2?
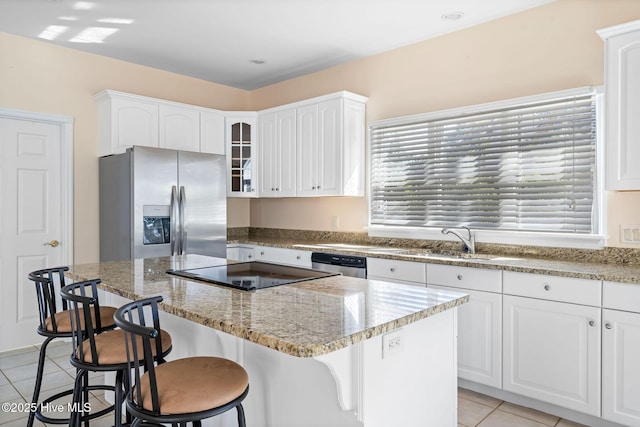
67,255,468,358
230,237,640,284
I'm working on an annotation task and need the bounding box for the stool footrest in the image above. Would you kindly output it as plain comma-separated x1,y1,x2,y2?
34,384,116,424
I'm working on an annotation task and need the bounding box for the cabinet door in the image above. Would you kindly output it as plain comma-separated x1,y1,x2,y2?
602,309,640,426
258,112,278,197
159,104,200,152
227,117,257,197
276,109,297,197
297,104,319,196
258,109,296,197
200,111,225,155
112,96,159,152
503,295,601,416
604,28,640,190
429,285,502,388
316,99,342,196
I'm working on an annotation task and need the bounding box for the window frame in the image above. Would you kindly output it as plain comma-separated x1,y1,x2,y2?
366,87,606,250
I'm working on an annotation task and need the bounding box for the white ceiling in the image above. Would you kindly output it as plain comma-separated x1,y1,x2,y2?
0,0,555,90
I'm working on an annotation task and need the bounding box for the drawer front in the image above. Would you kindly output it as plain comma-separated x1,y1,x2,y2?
503,271,601,306
603,281,640,312
253,246,311,267
427,264,502,293
366,257,427,284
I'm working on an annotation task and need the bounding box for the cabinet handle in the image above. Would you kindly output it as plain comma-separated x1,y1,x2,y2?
312,186,316,190
296,255,301,260
457,274,463,280
605,323,613,330
260,251,265,255
588,320,596,327
271,187,275,191
275,188,279,191
544,284,550,291
247,255,252,259
390,267,396,273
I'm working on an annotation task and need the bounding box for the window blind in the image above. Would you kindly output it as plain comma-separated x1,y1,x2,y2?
369,89,598,233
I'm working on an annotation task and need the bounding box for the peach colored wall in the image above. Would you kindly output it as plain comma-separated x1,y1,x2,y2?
0,32,250,263
248,0,640,247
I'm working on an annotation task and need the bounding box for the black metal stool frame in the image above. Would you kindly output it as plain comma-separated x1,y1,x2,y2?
61,279,130,427
26,267,116,427
114,296,248,427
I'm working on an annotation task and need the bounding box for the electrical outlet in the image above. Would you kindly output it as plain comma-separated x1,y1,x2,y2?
331,216,340,230
382,330,403,358
621,225,640,244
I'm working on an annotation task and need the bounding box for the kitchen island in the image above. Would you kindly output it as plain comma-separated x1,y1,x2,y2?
68,255,468,427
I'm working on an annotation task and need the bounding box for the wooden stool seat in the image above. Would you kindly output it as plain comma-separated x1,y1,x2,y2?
77,328,172,365
26,267,117,427
137,356,249,414
114,296,249,426
45,305,117,333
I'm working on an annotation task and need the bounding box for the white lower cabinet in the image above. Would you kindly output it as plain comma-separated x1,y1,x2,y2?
252,245,311,268
430,285,502,388
427,264,502,388
226,245,255,262
502,295,601,416
602,281,640,427
366,257,426,286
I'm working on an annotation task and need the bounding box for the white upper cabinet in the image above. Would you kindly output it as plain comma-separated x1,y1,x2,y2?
226,114,258,198
258,108,296,197
200,110,226,155
159,104,200,152
598,20,640,190
95,91,159,157
95,90,226,156
296,94,366,197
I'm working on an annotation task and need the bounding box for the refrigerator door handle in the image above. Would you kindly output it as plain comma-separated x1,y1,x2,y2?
179,186,186,255
170,185,179,256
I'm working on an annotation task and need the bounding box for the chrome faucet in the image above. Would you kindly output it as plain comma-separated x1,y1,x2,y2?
441,226,475,254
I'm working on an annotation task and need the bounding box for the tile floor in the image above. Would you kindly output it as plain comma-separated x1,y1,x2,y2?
0,341,113,426
457,388,588,427
0,341,588,427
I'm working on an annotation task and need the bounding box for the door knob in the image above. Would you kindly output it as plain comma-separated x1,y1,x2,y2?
44,240,60,247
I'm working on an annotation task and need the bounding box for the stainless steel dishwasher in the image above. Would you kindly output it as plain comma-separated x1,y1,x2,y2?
310,252,367,278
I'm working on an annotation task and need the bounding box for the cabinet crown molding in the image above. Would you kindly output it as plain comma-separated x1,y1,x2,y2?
94,89,225,114
597,19,640,40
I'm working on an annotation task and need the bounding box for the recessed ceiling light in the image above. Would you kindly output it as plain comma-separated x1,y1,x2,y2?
249,59,265,65
442,11,464,21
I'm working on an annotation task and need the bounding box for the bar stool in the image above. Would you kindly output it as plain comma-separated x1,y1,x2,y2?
26,267,117,427
114,296,249,427
61,279,173,426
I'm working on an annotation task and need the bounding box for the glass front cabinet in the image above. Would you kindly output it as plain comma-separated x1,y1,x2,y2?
226,114,257,197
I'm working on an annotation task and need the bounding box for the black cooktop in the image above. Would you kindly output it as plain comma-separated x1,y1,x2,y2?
167,262,340,291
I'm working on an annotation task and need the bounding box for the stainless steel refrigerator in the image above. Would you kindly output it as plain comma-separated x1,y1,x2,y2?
99,146,226,261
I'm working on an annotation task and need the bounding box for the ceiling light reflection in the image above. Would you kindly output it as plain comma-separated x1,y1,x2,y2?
38,25,69,41
73,1,95,10
69,27,118,43
97,18,134,24
58,16,78,21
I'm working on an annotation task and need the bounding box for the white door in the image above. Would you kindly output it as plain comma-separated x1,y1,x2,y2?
0,112,73,351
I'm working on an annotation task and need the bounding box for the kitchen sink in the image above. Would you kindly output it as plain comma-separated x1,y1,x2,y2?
396,250,518,261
